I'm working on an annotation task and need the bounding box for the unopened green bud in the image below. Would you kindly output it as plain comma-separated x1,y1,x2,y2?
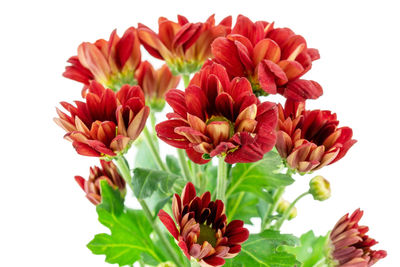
277,199,297,220
309,175,331,201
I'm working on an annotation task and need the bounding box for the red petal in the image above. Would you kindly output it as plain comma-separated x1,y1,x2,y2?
74,176,86,190
211,37,245,77
72,141,101,157
203,256,225,266
165,89,187,118
182,182,197,206
158,209,179,240
156,120,190,149
186,147,210,165
283,79,323,101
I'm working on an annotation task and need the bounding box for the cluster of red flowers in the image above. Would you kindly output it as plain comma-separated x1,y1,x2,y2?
55,14,386,266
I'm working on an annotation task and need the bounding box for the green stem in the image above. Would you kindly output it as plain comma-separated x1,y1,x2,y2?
114,156,132,186
182,74,190,87
227,191,245,221
216,157,228,202
143,126,169,172
177,149,194,182
139,198,183,266
114,156,182,266
261,187,285,230
273,191,310,230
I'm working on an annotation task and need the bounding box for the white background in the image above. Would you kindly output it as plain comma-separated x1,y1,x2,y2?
1,0,399,266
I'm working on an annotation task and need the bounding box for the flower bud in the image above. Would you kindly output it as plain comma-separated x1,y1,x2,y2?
309,175,331,201
277,199,297,220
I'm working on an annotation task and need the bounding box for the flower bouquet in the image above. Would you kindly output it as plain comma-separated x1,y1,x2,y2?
55,14,386,267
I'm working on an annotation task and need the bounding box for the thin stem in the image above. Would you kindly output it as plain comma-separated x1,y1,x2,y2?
227,191,245,221
139,198,183,266
261,187,285,230
177,149,194,182
114,156,182,266
182,74,190,87
273,191,310,230
143,126,169,172
216,157,228,202
114,156,132,186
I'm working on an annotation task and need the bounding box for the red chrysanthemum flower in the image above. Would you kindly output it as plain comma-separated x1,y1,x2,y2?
138,15,231,75
136,61,180,111
155,61,278,164
329,209,387,266
211,15,322,101
158,182,249,266
54,81,149,157
276,99,356,172
75,160,126,205
63,27,141,96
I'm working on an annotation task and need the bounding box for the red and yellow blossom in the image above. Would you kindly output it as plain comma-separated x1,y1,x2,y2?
75,160,126,205
138,15,232,75
136,61,180,111
155,61,278,164
54,81,149,157
275,99,356,173
158,182,249,266
63,27,141,96
328,209,386,266
211,15,322,101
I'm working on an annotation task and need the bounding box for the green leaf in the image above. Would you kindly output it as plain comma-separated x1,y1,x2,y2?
166,154,181,175
134,136,159,169
227,151,294,200
132,168,181,199
226,230,300,267
283,231,331,267
226,192,259,224
88,181,165,266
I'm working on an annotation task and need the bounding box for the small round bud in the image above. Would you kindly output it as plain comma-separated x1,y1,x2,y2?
309,175,331,201
277,199,297,220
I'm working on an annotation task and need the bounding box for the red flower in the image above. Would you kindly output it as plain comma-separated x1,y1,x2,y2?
138,15,231,75
276,99,356,172
63,27,141,96
329,209,387,266
211,15,322,101
75,160,126,205
155,61,278,164
136,61,180,111
158,182,249,266
54,81,149,157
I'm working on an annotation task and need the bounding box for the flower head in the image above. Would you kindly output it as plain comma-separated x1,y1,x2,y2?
155,61,278,164
276,99,356,173
158,182,249,266
54,81,149,157
136,61,180,111
211,15,322,100
75,160,125,205
138,15,232,75
63,27,141,96
309,175,331,201
329,209,387,266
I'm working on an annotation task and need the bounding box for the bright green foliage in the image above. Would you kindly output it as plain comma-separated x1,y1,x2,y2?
283,231,332,267
87,181,166,266
226,151,294,202
226,230,300,267
226,192,259,224
132,168,182,200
